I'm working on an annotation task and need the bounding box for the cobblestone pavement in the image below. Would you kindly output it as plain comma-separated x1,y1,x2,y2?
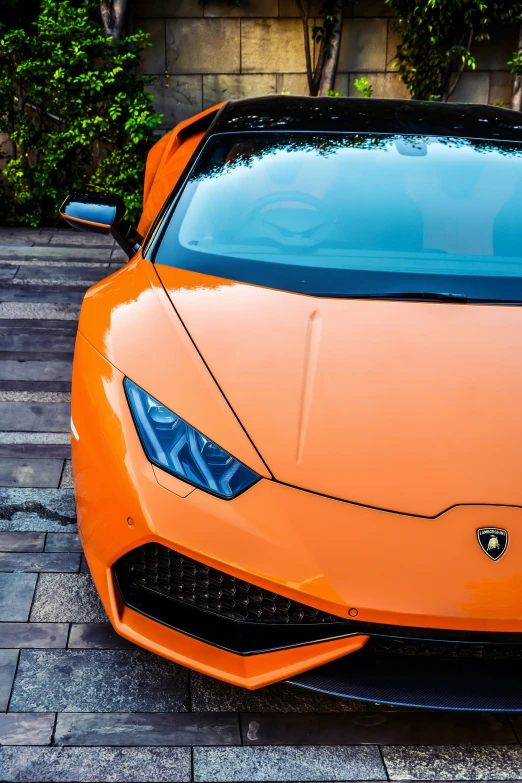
1,228,522,782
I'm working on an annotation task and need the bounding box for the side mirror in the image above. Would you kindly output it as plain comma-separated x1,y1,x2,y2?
60,191,143,260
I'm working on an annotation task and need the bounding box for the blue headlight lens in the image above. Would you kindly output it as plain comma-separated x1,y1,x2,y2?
124,378,260,499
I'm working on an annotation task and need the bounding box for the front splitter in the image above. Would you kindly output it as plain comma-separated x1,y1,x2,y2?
288,645,522,711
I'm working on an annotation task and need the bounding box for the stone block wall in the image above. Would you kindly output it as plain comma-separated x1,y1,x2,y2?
136,2,522,130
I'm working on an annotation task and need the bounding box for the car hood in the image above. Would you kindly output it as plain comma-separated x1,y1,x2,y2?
156,264,522,517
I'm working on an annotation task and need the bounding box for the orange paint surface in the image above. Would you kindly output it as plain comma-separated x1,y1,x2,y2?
71,105,522,689
138,103,223,238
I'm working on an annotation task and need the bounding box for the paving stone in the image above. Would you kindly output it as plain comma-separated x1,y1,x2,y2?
0,552,80,572
0,746,191,782
0,443,71,459
0,380,72,393
203,74,276,108
48,232,114,248
190,672,366,712
242,19,308,74
55,712,240,746
59,459,74,488
193,745,386,781
0,391,70,401
0,359,71,382
0,265,17,280
0,432,71,444
0,650,19,711
507,714,522,742
0,573,37,620
68,623,137,649
79,553,90,574
0,229,46,243
10,649,190,712
110,246,129,263
382,745,522,780
14,264,106,283
240,711,517,745
0,486,76,517
30,574,107,622
0,328,76,353
0,457,64,487
0,712,54,744
166,19,240,74
0,531,45,551
45,533,82,552
0,317,77,330
0,302,80,320
0,283,87,304
0,623,68,648
0,402,70,432
0,245,111,261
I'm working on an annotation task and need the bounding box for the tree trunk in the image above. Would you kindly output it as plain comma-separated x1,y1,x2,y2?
511,23,522,111
295,0,314,95
311,38,326,96
100,0,129,40
319,1,344,95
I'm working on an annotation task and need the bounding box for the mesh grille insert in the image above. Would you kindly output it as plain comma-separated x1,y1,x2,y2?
367,636,522,661
116,543,340,624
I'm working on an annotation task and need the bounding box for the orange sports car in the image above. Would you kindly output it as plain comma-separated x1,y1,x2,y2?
62,97,522,710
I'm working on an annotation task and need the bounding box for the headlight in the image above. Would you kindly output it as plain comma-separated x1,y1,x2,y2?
124,378,260,499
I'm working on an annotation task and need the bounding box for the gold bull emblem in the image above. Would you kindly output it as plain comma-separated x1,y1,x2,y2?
477,527,508,560
487,536,500,552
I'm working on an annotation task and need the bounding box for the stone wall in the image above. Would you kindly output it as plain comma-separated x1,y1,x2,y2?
134,0,519,130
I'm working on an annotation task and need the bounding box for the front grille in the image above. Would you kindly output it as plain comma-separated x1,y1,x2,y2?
366,636,522,660
116,543,339,624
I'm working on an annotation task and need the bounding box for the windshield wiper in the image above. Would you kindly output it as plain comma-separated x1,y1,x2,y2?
308,291,469,302
360,291,469,302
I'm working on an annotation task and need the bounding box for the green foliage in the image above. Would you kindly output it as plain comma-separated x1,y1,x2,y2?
508,48,522,76
325,88,344,96
312,2,342,50
0,0,163,226
353,76,373,97
384,0,522,101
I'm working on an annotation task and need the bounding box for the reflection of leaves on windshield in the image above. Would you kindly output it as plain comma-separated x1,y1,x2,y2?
192,133,522,183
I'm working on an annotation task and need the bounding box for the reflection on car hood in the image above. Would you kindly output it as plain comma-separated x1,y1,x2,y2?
156,264,522,517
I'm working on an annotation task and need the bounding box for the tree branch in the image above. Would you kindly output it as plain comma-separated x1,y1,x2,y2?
511,23,522,111
295,0,314,95
443,25,474,102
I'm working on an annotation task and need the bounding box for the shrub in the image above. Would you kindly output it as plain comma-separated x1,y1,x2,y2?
385,0,522,102
0,0,162,226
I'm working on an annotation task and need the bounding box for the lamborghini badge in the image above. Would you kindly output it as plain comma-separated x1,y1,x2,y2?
477,528,508,561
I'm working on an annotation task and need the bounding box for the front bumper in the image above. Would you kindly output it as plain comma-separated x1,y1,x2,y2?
290,641,522,711
73,332,522,696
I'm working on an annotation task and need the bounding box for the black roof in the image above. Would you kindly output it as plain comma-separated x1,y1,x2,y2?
210,95,522,142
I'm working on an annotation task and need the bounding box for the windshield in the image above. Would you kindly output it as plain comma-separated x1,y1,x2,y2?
152,132,522,302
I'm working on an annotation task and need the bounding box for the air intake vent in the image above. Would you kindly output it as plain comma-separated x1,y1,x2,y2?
115,542,338,625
